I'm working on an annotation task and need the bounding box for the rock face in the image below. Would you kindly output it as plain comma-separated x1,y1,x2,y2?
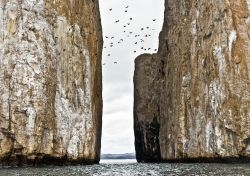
134,0,250,162
0,0,102,165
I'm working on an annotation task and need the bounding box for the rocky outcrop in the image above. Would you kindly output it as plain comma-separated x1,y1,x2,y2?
0,0,102,166
134,0,250,162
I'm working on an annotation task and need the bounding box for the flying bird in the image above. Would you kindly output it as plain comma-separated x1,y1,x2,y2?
125,6,129,8
114,62,118,64
109,8,112,11
130,18,133,20
153,19,156,21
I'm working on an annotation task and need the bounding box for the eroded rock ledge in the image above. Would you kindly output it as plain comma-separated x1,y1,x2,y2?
0,0,102,166
134,0,250,163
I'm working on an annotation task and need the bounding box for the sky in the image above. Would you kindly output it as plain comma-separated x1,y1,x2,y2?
99,0,165,154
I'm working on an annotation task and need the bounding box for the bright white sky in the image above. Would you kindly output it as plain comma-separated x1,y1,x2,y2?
99,0,165,154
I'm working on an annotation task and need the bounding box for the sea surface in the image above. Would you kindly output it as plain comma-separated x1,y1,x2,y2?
0,159,249,176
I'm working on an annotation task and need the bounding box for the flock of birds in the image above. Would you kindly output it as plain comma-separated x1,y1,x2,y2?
102,5,158,65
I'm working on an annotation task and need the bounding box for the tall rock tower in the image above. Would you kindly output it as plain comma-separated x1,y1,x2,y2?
0,0,102,165
134,0,250,162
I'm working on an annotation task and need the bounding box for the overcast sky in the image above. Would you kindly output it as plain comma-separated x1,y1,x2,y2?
99,0,165,154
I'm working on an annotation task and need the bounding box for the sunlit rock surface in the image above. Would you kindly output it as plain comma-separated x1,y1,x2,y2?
134,0,250,162
0,0,102,165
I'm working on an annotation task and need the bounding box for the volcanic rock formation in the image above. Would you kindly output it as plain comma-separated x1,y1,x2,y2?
134,0,250,162
0,0,102,165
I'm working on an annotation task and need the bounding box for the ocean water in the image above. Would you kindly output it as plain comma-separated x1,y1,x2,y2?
0,159,249,176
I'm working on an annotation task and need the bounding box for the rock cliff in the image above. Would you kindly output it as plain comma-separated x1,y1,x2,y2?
0,0,102,165
134,0,250,162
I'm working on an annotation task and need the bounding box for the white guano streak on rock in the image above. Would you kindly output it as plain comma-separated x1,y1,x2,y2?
246,0,250,11
213,46,225,78
215,125,223,154
25,107,36,134
228,30,237,53
82,47,93,158
209,81,219,116
191,20,197,37
205,121,213,152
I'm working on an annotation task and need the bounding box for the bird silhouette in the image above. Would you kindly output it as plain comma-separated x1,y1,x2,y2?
114,62,118,64
109,8,112,11
153,19,156,21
